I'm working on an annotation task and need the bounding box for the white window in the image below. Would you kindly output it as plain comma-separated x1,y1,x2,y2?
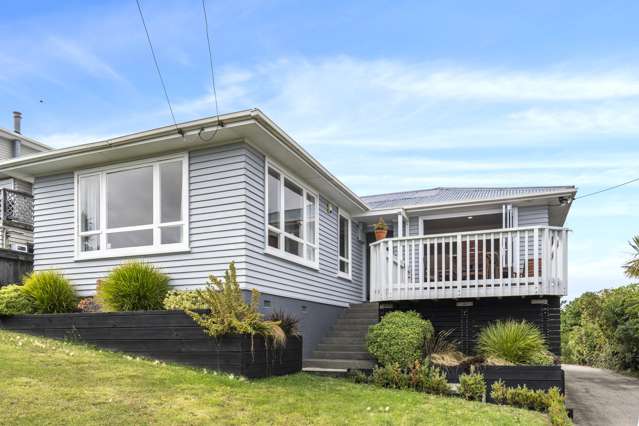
265,162,319,268
338,210,351,279
75,153,189,259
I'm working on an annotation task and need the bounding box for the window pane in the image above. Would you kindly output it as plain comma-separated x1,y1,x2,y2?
268,229,280,249
161,225,182,244
268,168,281,229
339,215,349,259
305,194,316,244
81,235,100,252
306,245,316,262
340,259,349,274
160,161,182,223
79,175,100,232
107,229,153,249
285,237,303,257
284,179,303,238
107,166,153,228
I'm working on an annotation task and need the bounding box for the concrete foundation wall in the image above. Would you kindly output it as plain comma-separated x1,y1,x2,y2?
244,290,345,358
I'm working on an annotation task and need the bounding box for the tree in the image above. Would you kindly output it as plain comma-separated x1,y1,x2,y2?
624,236,639,278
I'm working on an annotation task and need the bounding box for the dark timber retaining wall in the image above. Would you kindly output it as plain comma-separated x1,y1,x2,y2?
382,296,561,355
479,365,565,400
0,311,302,379
0,249,33,286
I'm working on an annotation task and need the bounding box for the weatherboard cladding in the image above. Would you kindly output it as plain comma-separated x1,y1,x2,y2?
243,146,364,306
32,142,363,306
362,187,574,210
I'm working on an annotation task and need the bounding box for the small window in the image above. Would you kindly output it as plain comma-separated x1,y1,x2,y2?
338,210,351,279
265,163,319,267
75,154,188,259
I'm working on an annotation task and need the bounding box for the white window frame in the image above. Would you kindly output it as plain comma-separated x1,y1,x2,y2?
74,153,189,260
264,160,320,269
337,209,352,279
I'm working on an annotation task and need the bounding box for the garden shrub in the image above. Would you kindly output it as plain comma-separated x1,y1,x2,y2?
458,372,486,401
547,387,572,426
367,310,434,369
420,365,450,395
490,381,571,425
477,320,548,365
371,363,409,389
23,271,77,313
490,379,508,404
0,285,35,315
188,262,285,347
505,385,549,411
77,297,101,313
267,309,300,336
98,261,170,311
562,283,639,372
162,290,207,311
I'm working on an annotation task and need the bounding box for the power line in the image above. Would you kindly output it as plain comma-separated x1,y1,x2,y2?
575,176,639,200
198,0,221,142
135,0,183,137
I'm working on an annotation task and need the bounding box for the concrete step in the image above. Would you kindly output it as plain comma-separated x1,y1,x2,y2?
347,303,379,312
302,367,348,377
316,343,367,352
320,336,367,345
334,318,378,327
326,329,370,337
340,311,379,320
303,358,375,370
312,350,373,360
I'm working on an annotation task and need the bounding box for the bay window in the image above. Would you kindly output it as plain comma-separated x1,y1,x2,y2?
75,154,188,259
338,210,351,279
265,163,319,267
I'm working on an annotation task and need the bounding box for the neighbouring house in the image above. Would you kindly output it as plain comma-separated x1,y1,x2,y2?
0,109,574,366
0,112,51,252
0,112,50,285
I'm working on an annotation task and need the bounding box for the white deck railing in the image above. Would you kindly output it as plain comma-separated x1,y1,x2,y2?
370,226,568,301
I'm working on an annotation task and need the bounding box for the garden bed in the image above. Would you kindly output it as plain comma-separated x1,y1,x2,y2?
0,310,302,379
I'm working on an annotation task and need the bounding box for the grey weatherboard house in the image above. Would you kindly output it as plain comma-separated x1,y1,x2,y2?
0,109,575,370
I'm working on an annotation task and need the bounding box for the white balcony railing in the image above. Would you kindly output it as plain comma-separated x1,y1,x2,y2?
370,226,568,302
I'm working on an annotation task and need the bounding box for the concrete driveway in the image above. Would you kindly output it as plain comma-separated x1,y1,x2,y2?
563,364,639,426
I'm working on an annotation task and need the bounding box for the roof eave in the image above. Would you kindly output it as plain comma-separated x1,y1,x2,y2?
370,189,577,213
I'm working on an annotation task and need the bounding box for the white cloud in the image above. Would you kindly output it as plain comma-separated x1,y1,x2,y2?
509,105,639,134
47,37,126,83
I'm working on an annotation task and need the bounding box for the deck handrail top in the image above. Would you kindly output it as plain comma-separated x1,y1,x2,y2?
370,225,570,246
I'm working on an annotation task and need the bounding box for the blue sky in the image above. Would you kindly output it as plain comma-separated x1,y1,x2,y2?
1,0,638,299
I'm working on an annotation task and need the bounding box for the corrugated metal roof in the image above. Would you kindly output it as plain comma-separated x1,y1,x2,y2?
361,186,576,210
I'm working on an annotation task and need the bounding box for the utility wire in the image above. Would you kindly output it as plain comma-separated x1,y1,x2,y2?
575,176,639,200
135,0,183,137
198,0,221,142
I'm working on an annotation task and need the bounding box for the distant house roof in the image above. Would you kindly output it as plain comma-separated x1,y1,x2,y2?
0,128,52,152
361,186,576,210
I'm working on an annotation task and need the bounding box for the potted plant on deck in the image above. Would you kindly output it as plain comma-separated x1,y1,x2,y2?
375,218,388,241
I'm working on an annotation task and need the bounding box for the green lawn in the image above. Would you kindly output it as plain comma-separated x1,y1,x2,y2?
0,330,546,425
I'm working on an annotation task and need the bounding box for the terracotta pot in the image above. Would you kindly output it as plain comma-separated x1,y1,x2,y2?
375,229,388,241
